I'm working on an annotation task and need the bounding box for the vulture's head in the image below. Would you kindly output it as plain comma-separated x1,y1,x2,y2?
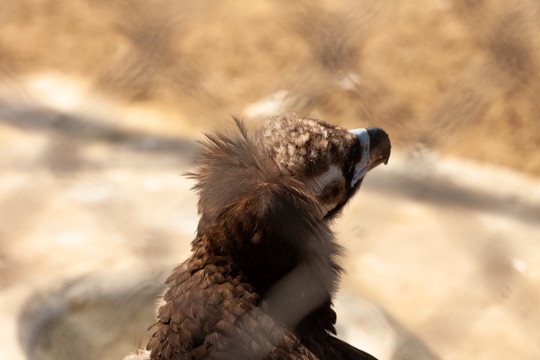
260,113,390,220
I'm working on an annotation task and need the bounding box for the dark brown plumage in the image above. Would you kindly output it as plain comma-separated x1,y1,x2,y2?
143,113,390,360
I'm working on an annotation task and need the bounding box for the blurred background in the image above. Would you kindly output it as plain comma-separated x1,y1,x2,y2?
0,0,539,359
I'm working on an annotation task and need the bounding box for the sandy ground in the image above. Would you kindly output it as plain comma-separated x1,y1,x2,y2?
1,1,540,359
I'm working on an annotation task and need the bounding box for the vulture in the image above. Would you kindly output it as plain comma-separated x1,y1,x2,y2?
129,112,391,360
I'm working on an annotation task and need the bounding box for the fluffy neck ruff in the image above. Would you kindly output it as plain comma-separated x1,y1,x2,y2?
187,119,343,327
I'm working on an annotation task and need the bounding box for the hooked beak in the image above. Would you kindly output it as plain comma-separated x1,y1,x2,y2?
349,127,391,187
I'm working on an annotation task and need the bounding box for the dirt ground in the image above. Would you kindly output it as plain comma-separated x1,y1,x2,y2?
0,1,539,359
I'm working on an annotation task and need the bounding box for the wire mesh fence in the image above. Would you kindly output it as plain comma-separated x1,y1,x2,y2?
0,0,539,359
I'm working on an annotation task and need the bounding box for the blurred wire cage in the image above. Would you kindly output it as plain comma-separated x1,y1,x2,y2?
0,0,539,359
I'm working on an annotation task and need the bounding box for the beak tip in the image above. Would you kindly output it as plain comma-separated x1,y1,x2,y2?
366,127,391,164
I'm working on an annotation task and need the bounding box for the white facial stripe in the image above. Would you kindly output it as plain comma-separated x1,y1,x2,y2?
305,165,343,194
305,165,345,218
321,201,339,214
